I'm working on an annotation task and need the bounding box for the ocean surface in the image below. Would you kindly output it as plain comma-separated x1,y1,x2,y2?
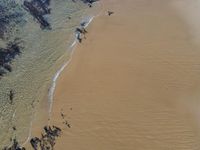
0,0,100,148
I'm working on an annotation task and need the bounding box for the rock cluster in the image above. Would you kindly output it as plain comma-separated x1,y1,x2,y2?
30,125,61,150
3,138,26,150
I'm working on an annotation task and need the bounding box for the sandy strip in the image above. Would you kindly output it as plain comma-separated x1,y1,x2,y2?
49,0,200,149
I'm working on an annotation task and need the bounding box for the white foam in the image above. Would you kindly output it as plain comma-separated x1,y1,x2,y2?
70,40,77,48
48,16,95,117
22,118,33,146
19,15,96,147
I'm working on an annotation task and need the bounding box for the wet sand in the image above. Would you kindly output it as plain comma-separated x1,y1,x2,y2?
50,0,200,149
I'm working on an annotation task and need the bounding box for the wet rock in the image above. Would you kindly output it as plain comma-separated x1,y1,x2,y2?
63,121,71,128
75,27,87,43
12,126,16,131
30,137,41,150
30,125,62,150
3,63,12,72
107,11,114,16
8,89,15,104
60,112,65,119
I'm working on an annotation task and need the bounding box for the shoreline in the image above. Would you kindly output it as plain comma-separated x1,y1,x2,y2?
22,3,102,149
48,15,96,116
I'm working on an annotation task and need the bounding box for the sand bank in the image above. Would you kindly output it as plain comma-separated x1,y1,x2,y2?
48,0,200,149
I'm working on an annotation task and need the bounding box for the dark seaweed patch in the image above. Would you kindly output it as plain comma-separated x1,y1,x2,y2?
23,0,51,29
0,39,23,77
30,125,61,150
0,1,25,39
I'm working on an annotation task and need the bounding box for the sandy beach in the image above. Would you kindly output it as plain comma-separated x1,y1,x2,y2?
46,0,200,149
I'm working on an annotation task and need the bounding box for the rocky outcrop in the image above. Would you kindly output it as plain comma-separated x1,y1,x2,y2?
30,125,62,150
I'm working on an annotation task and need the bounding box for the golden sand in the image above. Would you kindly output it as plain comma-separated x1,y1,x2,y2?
48,0,200,149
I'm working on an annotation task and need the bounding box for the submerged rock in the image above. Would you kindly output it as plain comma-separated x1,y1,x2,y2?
23,0,51,29
0,39,23,77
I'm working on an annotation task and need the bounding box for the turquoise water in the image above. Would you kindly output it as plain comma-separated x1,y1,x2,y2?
0,0,100,148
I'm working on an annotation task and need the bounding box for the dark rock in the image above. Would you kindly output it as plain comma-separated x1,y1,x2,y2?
9,90,14,104
80,0,99,4
0,67,6,76
3,63,12,72
76,27,87,43
30,137,41,150
12,126,16,131
30,125,62,150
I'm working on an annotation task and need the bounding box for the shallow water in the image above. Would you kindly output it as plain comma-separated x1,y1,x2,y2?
0,0,100,148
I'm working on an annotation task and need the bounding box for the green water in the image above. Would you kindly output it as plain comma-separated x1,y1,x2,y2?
0,0,100,148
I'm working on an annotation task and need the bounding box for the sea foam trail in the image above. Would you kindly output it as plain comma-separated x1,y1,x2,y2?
19,15,96,147
48,16,95,117
22,115,34,146
20,2,102,146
